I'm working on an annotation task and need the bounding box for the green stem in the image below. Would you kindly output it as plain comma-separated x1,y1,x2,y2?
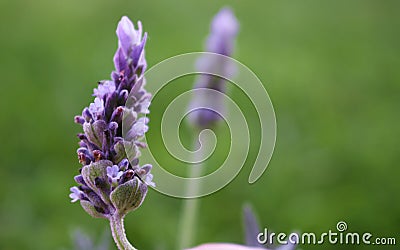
178,196,200,249
110,214,137,250
178,138,206,249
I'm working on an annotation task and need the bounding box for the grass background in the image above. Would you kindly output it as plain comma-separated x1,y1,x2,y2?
0,0,399,249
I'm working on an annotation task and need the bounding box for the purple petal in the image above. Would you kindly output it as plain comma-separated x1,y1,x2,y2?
93,80,116,99
207,7,239,55
69,187,82,203
130,32,147,67
116,171,124,179
118,159,129,170
141,164,152,174
243,205,264,247
139,98,151,114
211,8,239,37
116,16,137,55
144,174,155,187
88,97,104,120
116,16,144,58
129,117,149,138
113,47,127,73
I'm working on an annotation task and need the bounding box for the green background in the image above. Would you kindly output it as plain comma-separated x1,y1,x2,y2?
0,0,399,249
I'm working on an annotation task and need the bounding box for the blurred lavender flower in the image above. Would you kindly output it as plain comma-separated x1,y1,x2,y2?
243,205,264,248
186,205,296,250
243,205,295,250
188,7,239,128
70,16,153,250
179,8,240,249
207,7,239,56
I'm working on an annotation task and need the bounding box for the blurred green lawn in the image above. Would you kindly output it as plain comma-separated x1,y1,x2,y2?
0,0,399,249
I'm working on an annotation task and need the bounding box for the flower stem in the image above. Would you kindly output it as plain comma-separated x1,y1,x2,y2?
178,138,207,249
110,214,137,250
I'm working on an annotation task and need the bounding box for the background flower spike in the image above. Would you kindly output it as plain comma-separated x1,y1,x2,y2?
243,204,265,248
187,7,239,129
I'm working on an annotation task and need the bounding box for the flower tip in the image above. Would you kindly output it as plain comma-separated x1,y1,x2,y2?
116,16,144,54
142,31,148,43
119,16,134,29
117,16,135,45
138,20,143,35
219,6,234,15
120,15,129,21
74,116,85,125
212,7,239,35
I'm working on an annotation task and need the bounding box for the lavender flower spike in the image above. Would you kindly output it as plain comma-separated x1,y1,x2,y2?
70,16,153,250
188,7,239,128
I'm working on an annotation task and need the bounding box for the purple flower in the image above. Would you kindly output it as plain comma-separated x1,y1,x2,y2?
106,165,123,184
139,98,151,114
88,97,104,120
143,174,155,187
133,164,155,187
70,16,153,221
69,186,83,203
93,80,116,99
128,117,149,139
188,7,239,128
112,17,147,86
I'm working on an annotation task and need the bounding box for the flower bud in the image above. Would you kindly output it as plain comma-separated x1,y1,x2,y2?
110,177,148,216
